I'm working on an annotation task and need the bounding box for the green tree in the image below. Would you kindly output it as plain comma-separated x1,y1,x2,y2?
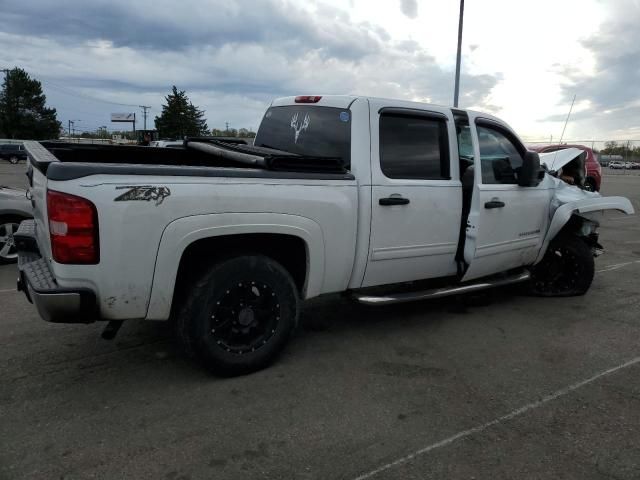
0,67,61,139
154,86,208,139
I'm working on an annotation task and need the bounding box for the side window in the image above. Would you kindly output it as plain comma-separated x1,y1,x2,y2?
476,125,524,184
379,114,450,180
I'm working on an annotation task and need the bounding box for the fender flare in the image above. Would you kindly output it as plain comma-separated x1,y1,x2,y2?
535,196,634,264
145,212,325,320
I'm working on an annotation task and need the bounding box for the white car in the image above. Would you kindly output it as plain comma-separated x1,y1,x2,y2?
16,95,634,375
609,161,625,169
150,140,184,148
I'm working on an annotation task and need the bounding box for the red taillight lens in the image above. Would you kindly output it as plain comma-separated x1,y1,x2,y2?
47,190,99,264
295,95,322,103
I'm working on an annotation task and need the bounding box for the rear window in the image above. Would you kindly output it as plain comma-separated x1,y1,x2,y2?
379,113,450,180
254,106,351,167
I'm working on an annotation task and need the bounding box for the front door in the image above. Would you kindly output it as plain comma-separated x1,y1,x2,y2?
462,116,551,281
362,102,462,287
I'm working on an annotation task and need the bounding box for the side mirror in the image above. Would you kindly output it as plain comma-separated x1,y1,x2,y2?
517,151,543,187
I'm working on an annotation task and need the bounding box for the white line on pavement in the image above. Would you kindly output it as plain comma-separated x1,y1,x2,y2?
596,260,640,273
353,356,640,480
0,288,16,294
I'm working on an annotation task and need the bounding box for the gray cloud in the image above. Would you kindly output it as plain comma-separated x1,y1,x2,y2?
1,0,385,60
400,0,418,19
547,1,640,137
0,0,500,132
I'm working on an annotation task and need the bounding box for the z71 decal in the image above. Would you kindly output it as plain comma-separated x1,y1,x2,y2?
114,185,171,205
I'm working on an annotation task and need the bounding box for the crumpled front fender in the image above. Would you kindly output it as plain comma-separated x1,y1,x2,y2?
535,196,635,264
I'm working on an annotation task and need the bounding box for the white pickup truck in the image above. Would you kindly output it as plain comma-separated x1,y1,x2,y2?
16,95,634,375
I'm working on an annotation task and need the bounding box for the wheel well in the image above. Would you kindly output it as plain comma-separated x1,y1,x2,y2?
171,233,308,315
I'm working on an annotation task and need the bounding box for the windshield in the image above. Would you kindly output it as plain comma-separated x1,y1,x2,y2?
254,106,351,167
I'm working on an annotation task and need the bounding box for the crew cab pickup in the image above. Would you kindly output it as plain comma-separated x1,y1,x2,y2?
16,95,634,375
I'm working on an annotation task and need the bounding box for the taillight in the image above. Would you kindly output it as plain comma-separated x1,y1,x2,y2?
295,95,322,103
47,190,99,264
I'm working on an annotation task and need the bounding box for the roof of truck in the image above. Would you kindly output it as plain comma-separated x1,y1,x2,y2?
271,95,506,125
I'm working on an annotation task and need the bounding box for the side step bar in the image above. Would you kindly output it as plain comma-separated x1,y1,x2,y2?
353,271,531,306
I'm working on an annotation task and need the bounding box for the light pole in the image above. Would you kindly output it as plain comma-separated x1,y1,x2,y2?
453,0,465,108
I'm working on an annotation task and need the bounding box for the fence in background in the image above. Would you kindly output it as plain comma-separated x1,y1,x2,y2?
1,137,136,145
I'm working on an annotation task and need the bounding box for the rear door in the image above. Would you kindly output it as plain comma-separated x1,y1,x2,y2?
362,101,461,287
462,115,551,281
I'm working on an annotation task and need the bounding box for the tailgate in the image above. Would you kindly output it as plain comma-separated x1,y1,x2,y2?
23,141,58,262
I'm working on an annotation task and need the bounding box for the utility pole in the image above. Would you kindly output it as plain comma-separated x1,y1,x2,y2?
453,0,465,108
225,121,229,133
139,105,150,130
68,119,80,139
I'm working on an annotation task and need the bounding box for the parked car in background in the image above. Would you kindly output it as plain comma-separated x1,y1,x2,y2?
529,144,602,191
0,143,27,164
0,186,32,264
150,140,184,148
609,161,625,169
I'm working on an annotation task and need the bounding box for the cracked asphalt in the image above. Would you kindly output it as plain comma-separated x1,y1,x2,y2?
1,161,639,479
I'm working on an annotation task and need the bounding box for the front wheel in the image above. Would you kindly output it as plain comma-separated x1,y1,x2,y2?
176,255,300,376
9,156,19,164
530,235,594,296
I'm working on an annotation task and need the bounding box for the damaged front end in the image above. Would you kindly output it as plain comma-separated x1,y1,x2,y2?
538,146,634,258
527,148,634,296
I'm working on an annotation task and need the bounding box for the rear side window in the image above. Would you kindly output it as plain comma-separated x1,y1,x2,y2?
254,106,351,167
379,114,450,180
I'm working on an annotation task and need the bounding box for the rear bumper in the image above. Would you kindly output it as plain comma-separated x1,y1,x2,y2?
16,220,98,324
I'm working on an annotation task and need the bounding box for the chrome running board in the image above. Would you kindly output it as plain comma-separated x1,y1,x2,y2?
353,271,531,306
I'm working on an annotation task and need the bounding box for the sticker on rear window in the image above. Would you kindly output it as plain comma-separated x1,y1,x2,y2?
340,111,350,122
290,113,310,144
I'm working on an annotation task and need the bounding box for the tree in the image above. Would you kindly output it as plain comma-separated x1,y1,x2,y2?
211,127,256,138
154,86,208,139
0,67,61,139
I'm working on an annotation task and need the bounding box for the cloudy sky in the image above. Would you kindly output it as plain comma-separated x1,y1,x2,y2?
1,0,638,141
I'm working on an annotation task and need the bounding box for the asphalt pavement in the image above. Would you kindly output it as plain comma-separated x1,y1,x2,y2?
1,159,639,479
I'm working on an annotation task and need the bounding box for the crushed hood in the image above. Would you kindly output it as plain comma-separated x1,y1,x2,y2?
539,147,585,172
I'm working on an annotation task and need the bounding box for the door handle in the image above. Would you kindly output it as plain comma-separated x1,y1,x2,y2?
379,196,410,206
484,200,505,209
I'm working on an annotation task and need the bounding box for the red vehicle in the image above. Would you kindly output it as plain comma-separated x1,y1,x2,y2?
529,144,602,191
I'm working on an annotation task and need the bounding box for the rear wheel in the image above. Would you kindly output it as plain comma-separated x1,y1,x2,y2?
584,177,597,192
176,254,300,376
0,216,23,264
530,235,594,296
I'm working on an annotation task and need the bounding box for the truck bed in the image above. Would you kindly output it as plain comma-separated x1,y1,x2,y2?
22,140,360,322
29,141,351,181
